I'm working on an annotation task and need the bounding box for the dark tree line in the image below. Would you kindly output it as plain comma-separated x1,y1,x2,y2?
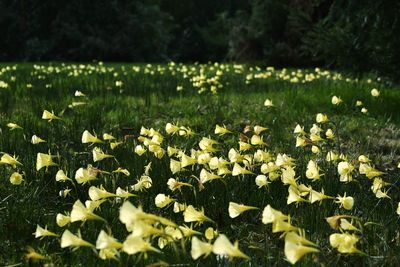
0,0,399,77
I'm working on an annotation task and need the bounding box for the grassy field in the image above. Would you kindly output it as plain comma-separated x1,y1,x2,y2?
1,63,400,266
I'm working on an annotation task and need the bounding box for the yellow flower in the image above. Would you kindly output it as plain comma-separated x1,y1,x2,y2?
339,219,359,231
155,194,175,208
96,230,123,250
180,153,197,168
331,96,343,105
284,232,319,264
309,189,332,204
134,145,146,156
61,230,94,249
361,107,368,114
116,187,136,199
329,233,361,254
31,135,46,144
191,237,213,259
371,88,380,97
165,123,180,135
326,151,339,162
92,147,113,162
102,133,115,141
113,167,130,176
293,124,306,135
75,167,98,184
212,234,249,259
287,186,308,205
306,160,322,181
36,152,58,171
123,236,160,255
167,178,192,191
214,124,232,135
397,202,400,215
232,163,253,176
356,100,363,106
56,213,71,227
326,129,335,139
131,175,152,191
338,161,354,182
81,130,103,144
25,247,46,261
110,141,123,150
199,168,222,184
74,90,86,97
89,185,116,201
250,135,266,146
34,225,58,239
42,110,61,121
228,202,258,218
359,163,384,179
205,227,218,240
255,175,269,188
254,125,268,135
0,153,22,168
335,193,354,210
56,170,71,182
70,199,105,222
183,205,213,224
179,224,202,237
262,205,288,225
7,122,23,130
264,99,274,108
10,172,24,185
316,113,329,123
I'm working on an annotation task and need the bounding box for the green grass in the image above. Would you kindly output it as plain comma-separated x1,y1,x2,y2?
0,63,400,266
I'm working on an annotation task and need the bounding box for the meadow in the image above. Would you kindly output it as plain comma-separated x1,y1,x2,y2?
1,62,400,266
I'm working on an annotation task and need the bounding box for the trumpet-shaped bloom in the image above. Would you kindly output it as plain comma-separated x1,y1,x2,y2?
191,237,213,259
70,199,104,222
61,230,94,249
34,225,58,239
92,147,113,162
255,175,269,188
75,167,98,184
183,205,212,224
306,160,322,181
42,110,61,121
7,122,23,130
89,185,116,201
262,205,288,225
31,135,46,144
167,178,192,191
36,152,58,171
131,175,152,191
215,124,232,135
338,161,354,182
228,202,258,218
371,88,380,97
56,170,71,182
96,230,123,250
123,236,160,255
213,234,249,259
264,99,274,108
82,130,102,144
335,194,354,210
316,113,328,123
284,231,319,264
232,163,253,176
331,96,343,105
56,213,71,227
10,172,23,185
1,153,22,168
116,187,136,198
155,194,175,208
330,233,361,254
